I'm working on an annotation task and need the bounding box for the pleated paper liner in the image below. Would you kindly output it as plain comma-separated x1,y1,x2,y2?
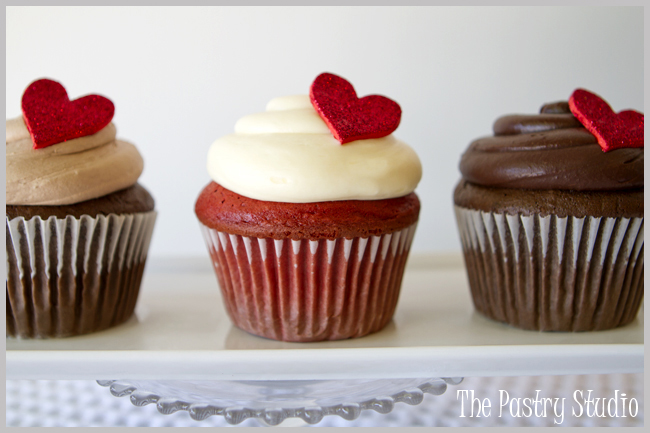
6,211,157,338
454,206,644,331
200,223,418,342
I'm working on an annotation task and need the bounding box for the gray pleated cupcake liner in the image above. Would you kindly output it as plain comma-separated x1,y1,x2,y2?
454,206,643,331
6,211,157,338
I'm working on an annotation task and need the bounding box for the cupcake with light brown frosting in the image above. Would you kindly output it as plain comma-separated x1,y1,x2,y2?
6,78,156,338
454,94,643,332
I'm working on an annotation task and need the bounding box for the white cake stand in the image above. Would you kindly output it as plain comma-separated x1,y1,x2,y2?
8,254,642,426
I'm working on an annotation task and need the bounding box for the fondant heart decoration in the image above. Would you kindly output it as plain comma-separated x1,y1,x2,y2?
309,72,401,144
568,88,643,152
21,78,115,149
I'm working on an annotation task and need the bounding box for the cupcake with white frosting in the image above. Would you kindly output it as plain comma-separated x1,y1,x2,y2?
195,73,422,342
6,78,156,338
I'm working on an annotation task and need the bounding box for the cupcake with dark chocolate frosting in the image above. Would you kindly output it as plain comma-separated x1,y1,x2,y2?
454,89,643,331
6,78,157,338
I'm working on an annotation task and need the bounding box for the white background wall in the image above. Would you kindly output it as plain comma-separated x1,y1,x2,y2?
6,6,644,259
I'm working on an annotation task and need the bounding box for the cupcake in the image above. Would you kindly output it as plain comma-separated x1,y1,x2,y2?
195,73,422,342
6,78,157,338
454,89,643,331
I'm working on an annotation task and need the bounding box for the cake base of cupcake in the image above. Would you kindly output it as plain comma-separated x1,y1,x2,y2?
6,211,157,338
199,223,417,342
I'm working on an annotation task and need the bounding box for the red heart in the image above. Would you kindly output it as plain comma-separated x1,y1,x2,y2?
21,78,115,149
568,88,643,152
309,73,401,144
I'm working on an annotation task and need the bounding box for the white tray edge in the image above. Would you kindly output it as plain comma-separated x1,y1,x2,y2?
7,343,643,380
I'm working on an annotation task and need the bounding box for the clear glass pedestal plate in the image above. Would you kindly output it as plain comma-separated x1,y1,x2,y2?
97,377,463,426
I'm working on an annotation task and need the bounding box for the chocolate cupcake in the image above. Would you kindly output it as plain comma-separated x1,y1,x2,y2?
454,90,643,331
6,79,157,338
195,73,422,342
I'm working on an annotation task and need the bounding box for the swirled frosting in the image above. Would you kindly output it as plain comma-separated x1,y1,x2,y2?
6,116,143,205
207,95,422,203
459,102,644,191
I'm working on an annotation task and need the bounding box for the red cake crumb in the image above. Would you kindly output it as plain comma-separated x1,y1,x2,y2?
195,182,420,240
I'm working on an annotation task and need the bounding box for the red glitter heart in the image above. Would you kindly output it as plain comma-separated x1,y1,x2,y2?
21,78,115,149
309,73,401,144
568,88,644,153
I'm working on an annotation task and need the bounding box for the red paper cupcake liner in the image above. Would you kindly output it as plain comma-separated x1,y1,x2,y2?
199,223,417,342
454,206,644,331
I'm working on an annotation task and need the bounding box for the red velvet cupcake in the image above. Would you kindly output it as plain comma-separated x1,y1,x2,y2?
195,73,422,342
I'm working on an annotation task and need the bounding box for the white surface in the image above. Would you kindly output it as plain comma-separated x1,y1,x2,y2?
5,7,644,258
6,375,644,427
6,254,643,380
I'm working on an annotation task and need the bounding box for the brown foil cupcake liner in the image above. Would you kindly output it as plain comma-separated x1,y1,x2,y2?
199,223,417,342
6,211,157,338
454,206,644,331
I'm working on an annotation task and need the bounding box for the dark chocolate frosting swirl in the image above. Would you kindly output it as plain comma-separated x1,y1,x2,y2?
459,102,644,191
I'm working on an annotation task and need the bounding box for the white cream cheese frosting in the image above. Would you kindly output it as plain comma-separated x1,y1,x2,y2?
207,95,422,203
6,116,144,205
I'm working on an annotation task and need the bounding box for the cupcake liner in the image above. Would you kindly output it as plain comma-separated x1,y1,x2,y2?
6,211,157,338
454,206,644,331
199,223,418,342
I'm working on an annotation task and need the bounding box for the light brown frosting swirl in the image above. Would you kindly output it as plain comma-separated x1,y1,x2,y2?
6,116,143,205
